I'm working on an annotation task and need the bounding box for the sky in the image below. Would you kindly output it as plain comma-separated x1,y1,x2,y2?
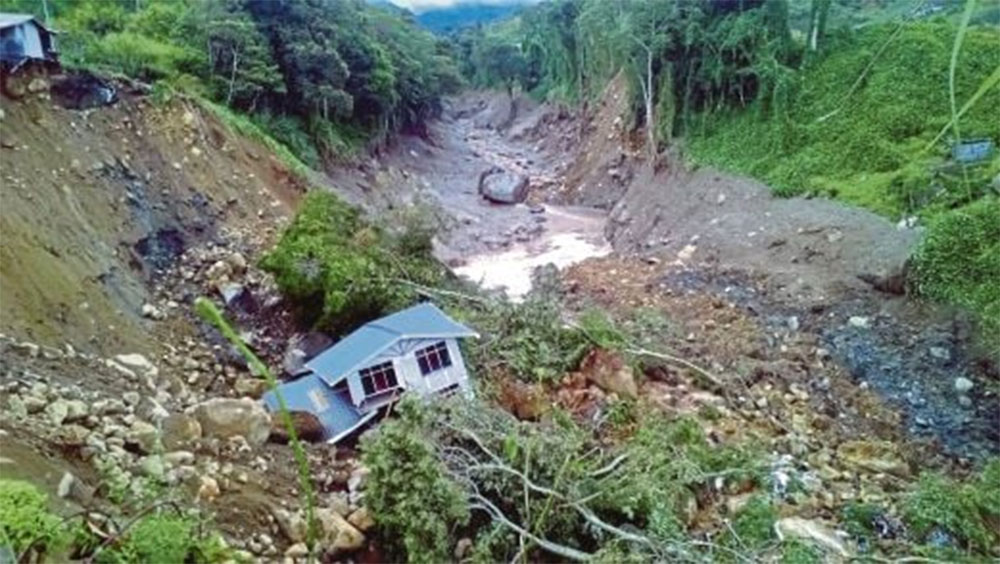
387,0,538,14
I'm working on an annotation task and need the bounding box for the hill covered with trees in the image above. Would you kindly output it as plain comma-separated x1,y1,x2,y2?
5,0,462,166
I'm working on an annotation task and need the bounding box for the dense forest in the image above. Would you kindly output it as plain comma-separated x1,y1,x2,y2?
4,0,463,165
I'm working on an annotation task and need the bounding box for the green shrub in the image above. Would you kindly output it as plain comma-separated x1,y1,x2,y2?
261,191,442,334
911,197,1000,346
0,480,66,558
903,459,1000,552
728,495,778,550
599,417,765,545
95,514,195,564
780,539,822,564
452,296,590,384
86,32,199,81
360,400,469,563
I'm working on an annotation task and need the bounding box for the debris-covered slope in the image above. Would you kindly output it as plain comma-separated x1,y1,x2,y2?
0,88,303,354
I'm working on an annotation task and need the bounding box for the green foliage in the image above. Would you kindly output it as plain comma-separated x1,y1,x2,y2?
577,308,628,350
780,539,822,564
688,22,1000,216
261,191,442,335
202,100,311,177
600,417,765,543
841,502,882,540
911,197,1000,345
365,397,770,561
454,0,799,139
360,400,470,563
727,495,778,550
51,0,460,165
92,512,236,564
95,514,195,564
452,295,590,383
0,480,66,558
903,459,1000,552
84,31,199,81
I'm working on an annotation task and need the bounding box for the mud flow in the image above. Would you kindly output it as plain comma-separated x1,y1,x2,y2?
392,89,996,461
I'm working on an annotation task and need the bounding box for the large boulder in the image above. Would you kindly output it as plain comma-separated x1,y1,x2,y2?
161,413,202,450
478,167,530,204
190,398,271,446
269,411,326,444
315,508,365,555
577,348,638,399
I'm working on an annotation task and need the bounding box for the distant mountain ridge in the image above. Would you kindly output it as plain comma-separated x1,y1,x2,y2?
414,3,522,33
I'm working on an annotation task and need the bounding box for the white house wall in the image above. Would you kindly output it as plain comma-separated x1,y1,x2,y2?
345,337,471,407
22,24,43,59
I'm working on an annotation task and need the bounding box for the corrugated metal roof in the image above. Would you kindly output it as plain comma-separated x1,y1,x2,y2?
306,324,399,386
305,301,477,386
262,373,366,442
370,302,479,338
0,14,40,30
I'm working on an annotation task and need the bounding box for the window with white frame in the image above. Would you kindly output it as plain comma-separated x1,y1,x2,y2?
359,361,399,397
415,341,452,376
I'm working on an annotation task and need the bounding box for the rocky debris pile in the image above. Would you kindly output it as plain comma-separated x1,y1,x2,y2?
556,256,983,544
0,329,377,560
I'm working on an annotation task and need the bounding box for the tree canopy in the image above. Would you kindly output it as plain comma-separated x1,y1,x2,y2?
8,0,463,166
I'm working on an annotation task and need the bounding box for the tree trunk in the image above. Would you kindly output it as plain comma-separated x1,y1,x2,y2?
643,47,656,161
226,47,239,106
808,0,831,51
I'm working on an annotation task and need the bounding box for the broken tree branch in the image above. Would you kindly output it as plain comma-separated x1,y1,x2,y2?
625,347,725,390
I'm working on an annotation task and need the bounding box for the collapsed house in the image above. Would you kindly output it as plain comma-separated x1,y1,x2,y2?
262,302,478,443
0,14,58,68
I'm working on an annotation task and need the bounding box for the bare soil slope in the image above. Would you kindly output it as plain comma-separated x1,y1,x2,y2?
1,92,302,354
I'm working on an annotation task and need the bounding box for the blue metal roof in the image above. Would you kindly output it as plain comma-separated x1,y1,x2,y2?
369,302,478,338
262,373,367,442
305,302,477,386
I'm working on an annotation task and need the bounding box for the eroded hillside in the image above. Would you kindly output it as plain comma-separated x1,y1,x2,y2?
1,90,302,354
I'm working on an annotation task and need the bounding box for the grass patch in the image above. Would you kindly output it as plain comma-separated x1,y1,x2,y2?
688,22,1000,218
911,197,1000,347
200,99,312,179
0,480,67,560
903,459,1000,552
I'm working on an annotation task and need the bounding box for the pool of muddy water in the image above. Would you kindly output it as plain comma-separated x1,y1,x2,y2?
453,204,610,301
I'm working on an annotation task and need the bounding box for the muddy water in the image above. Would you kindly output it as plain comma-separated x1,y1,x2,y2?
453,204,610,300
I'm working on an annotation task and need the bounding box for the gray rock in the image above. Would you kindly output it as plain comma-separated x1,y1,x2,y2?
478,167,529,204
63,400,89,423
140,455,166,479
954,377,974,394
190,398,270,446
6,395,27,419
929,347,951,361
848,316,870,329
218,283,246,306
114,353,158,378
46,399,69,425
22,395,47,414
127,420,161,454
57,472,95,504
163,450,195,467
162,413,202,450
